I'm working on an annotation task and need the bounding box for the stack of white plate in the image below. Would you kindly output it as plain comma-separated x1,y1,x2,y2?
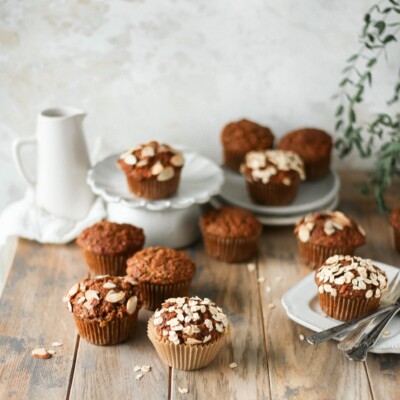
211,167,340,226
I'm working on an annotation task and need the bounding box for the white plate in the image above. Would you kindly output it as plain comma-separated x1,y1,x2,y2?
220,168,340,216
282,261,400,354
87,151,224,211
210,195,339,226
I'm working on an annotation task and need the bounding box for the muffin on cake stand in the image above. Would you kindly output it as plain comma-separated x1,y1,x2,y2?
87,148,223,248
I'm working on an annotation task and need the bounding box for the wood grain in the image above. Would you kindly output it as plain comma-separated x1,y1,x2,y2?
69,309,170,400
170,245,270,400
0,240,85,400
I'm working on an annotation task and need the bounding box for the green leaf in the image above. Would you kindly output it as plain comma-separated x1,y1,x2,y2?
389,0,399,6
347,54,358,62
368,34,375,42
366,71,372,86
349,109,356,123
336,105,344,117
383,34,397,43
374,21,386,34
364,13,371,24
335,119,343,131
367,58,377,67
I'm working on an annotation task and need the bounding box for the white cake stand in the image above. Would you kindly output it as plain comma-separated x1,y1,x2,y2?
87,150,224,248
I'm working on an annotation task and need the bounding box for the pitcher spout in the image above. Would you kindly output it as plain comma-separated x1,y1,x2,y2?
40,106,86,122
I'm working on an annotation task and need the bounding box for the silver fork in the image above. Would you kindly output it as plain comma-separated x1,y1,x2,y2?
337,270,400,351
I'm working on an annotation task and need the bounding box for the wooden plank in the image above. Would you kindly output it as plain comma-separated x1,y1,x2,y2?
258,225,373,400
69,309,170,400
0,239,84,400
339,176,400,400
170,244,270,400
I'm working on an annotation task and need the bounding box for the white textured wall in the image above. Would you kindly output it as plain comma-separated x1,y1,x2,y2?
0,0,399,211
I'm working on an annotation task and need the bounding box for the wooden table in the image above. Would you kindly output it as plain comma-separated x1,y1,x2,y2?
1,172,399,400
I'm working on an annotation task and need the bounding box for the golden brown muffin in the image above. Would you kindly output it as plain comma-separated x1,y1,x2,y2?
148,296,229,370
126,247,196,311
77,221,145,276
278,128,333,180
200,206,262,262
221,119,274,171
117,141,184,199
294,211,366,269
63,275,142,345
315,255,388,321
240,150,305,205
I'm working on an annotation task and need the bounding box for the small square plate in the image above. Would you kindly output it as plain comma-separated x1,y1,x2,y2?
281,261,400,353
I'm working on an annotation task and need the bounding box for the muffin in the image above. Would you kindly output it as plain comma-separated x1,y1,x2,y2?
240,150,305,205
126,247,196,311
294,211,365,269
63,275,142,345
117,141,184,199
200,206,262,262
315,255,388,321
147,296,229,370
278,128,333,180
389,207,400,253
221,119,274,172
77,221,145,276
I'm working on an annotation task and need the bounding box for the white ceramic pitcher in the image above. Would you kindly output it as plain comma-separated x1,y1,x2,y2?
12,107,95,220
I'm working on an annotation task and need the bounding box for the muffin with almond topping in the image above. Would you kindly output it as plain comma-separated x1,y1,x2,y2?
221,119,274,172
389,207,400,253
315,255,388,321
200,206,262,262
126,247,196,311
77,221,145,276
147,296,229,370
240,150,305,205
278,128,333,180
117,141,184,199
63,275,142,345
294,211,366,270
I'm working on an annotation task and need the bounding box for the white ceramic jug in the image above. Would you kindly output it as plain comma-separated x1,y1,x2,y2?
12,107,95,220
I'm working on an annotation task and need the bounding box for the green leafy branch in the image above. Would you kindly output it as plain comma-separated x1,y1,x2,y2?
334,0,400,210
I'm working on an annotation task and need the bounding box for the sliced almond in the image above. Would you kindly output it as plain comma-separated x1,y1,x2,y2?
85,290,99,302
124,154,137,165
83,301,93,311
332,211,351,226
47,349,56,355
32,348,51,359
105,291,125,303
141,146,155,158
298,225,310,243
136,159,148,167
229,362,238,369
151,162,164,175
178,387,189,394
124,276,138,285
126,296,138,315
103,282,116,289
52,341,63,347
67,301,73,312
358,224,366,236
170,154,184,167
282,177,291,186
157,166,175,182
68,283,79,298
77,296,86,305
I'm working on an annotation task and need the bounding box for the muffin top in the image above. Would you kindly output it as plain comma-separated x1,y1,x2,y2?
294,211,366,248
63,275,141,325
200,206,262,239
221,119,274,153
151,296,229,345
316,255,388,299
77,221,145,256
278,128,332,162
389,207,400,229
126,246,196,284
117,141,184,182
241,150,305,185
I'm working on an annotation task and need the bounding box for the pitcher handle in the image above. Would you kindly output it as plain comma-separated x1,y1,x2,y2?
12,136,37,187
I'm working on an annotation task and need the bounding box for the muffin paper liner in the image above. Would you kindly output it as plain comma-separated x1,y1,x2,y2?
297,240,356,270
74,309,139,346
223,149,245,172
141,281,192,311
147,319,228,370
125,170,181,200
83,250,129,276
304,155,331,181
392,227,400,253
246,180,299,205
201,231,260,263
318,292,380,321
